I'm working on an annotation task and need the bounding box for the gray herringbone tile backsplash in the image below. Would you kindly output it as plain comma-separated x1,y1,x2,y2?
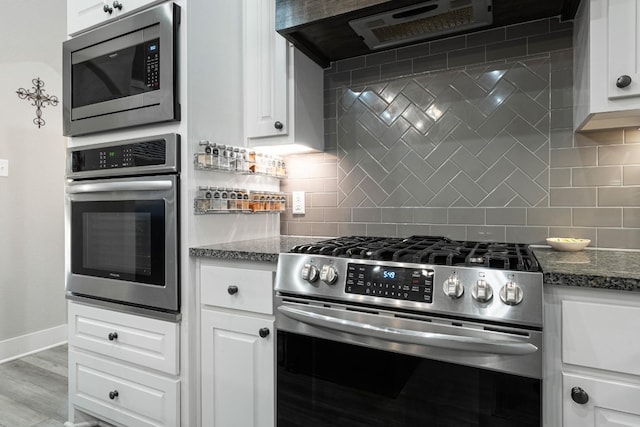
281,17,640,249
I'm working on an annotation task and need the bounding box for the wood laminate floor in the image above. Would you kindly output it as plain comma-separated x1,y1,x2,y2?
0,345,68,427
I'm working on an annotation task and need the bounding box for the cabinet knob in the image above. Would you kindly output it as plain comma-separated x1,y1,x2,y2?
616,75,632,88
103,4,114,14
274,121,284,130
227,285,239,295
108,332,118,341
259,327,270,338
109,390,119,400
112,1,123,10
571,386,589,405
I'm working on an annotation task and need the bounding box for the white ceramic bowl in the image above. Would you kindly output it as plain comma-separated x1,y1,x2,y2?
546,237,591,252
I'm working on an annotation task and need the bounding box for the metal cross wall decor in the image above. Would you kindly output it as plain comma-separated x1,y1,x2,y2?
16,77,59,128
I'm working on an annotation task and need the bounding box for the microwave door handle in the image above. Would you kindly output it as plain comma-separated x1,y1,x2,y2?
67,180,173,194
277,305,538,356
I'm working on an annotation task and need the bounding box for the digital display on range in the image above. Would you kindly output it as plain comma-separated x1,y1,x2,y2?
345,263,434,303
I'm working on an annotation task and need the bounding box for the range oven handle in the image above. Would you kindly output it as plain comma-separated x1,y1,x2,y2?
278,305,538,356
67,180,173,194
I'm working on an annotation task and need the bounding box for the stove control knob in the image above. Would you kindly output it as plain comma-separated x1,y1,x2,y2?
320,264,338,285
443,275,464,298
500,280,523,305
472,277,493,302
301,263,319,283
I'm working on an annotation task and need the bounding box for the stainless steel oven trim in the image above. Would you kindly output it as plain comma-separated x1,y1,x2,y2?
66,133,179,179
275,296,543,379
63,2,180,136
66,173,179,313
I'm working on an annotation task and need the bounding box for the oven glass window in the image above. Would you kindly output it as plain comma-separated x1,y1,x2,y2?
72,38,159,108
277,331,541,427
71,200,165,285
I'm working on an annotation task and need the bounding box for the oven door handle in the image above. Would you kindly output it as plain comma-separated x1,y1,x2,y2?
67,180,173,194
278,305,538,355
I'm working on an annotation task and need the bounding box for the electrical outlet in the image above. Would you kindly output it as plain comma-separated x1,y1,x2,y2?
292,191,305,214
0,159,8,177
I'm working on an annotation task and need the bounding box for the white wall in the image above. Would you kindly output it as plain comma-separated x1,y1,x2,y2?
0,0,67,360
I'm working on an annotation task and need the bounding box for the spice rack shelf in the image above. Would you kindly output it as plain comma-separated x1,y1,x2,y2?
194,187,286,215
194,141,286,178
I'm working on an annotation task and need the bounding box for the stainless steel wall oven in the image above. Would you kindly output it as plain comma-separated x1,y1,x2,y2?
66,134,180,319
275,236,543,427
62,2,180,136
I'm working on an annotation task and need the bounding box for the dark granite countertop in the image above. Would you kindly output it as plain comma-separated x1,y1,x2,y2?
533,247,640,292
189,236,327,263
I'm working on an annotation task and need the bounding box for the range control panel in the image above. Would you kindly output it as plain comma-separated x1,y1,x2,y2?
346,263,434,303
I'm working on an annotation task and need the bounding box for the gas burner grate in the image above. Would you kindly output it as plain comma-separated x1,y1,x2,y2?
291,236,540,272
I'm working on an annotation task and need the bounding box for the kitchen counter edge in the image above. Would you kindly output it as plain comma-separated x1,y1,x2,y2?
189,236,327,263
533,247,640,292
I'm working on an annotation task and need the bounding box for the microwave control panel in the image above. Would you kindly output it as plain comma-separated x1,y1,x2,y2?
71,139,167,172
145,39,160,89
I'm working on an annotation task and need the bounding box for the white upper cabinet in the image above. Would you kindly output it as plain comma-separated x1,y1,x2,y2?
67,0,162,36
574,0,640,130
243,0,324,152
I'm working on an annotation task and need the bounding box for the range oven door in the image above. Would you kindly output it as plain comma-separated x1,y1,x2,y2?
276,298,542,427
66,174,178,313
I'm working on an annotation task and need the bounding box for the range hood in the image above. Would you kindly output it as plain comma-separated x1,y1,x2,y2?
276,0,581,68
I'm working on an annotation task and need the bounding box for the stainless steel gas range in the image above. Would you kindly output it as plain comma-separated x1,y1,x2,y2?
275,236,543,427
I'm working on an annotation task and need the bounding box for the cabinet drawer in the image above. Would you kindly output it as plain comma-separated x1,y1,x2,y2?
562,300,640,376
70,350,179,427
68,302,179,375
201,265,274,314
563,372,640,426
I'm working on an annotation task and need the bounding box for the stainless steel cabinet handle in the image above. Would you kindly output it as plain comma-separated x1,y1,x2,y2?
278,305,538,355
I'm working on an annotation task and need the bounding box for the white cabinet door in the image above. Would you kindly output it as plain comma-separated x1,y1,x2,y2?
564,373,640,427
67,0,162,35
607,0,640,100
244,0,288,139
201,310,275,427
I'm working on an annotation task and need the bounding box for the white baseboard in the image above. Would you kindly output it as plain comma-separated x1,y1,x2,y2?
0,324,67,364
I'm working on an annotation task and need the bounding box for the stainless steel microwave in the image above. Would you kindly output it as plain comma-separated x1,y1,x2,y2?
63,2,180,136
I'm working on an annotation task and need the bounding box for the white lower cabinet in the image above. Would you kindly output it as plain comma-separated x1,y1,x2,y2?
564,373,640,426
552,291,640,427
200,263,276,427
67,302,180,426
201,310,274,427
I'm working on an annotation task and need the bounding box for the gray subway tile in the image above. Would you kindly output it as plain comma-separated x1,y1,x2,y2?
398,224,431,236
448,46,486,68
311,222,338,237
550,49,573,72
505,226,549,244
598,187,640,207
448,208,484,225
467,28,506,47
597,228,640,249
572,208,622,227
325,71,351,90
413,53,448,74
366,50,397,67
431,35,467,54
505,169,547,206
397,42,430,61
297,208,324,223
624,166,640,185
572,167,622,186
550,147,597,167
623,208,640,227
467,226,506,242
528,29,573,55
366,223,398,237
625,128,640,143
311,192,337,208
599,145,640,165
550,188,597,206
287,222,312,236
336,57,366,72
352,66,381,86
352,207,381,222
486,208,527,225
550,168,571,187
413,208,448,224
550,128,574,149
324,208,351,222
550,107,573,129
485,38,527,62
381,208,413,223
338,222,367,236
429,225,467,240
527,208,572,226
381,60,413,81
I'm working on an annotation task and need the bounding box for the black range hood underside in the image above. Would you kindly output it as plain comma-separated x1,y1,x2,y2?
276,0,581,68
